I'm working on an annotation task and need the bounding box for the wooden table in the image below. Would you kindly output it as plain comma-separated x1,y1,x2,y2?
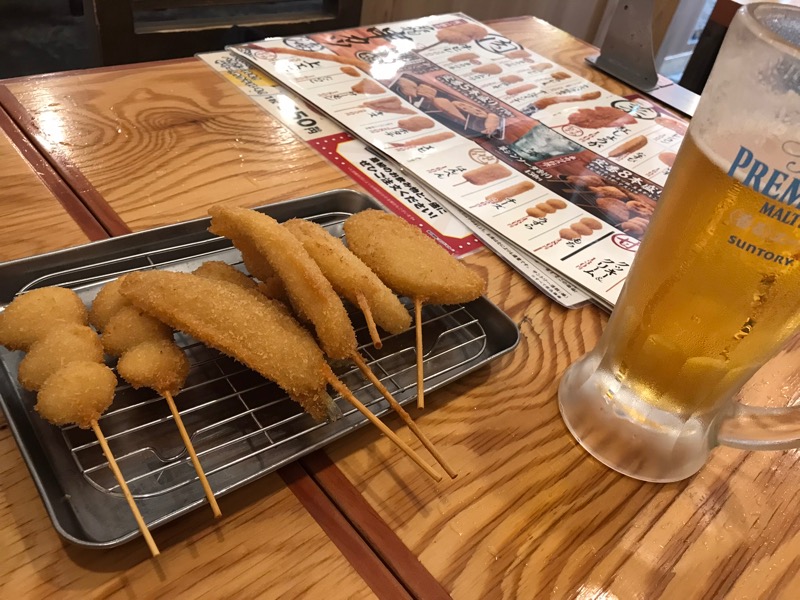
0,109,101,260
2,15,799,600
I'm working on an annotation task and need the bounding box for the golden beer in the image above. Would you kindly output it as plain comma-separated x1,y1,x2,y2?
559,3,800,482
603,133,800,414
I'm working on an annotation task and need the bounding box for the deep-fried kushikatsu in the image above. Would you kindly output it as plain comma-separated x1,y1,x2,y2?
0,287,88,351
0,287,159,556
208,208,453,478
344,210,485,304
122,269,444,480
121,270,340,422
344,210,486,409
284,218,410,348
91,276,219,517
208,206,357,361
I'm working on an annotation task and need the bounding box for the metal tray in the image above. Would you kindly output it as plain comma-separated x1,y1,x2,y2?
0,189,520,548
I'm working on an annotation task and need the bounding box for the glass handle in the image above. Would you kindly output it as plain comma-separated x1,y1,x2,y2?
716,404,800,450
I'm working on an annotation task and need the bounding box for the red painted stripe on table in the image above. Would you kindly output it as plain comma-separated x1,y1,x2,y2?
278,462,412,600
0,85,131,237
0,100,108,241
301,451,453,600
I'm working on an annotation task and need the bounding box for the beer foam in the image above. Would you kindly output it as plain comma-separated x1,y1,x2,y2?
690,131,731,174
691,129,800,185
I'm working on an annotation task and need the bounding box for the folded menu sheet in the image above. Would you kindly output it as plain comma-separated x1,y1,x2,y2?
224,13,688,307
198,50,590,308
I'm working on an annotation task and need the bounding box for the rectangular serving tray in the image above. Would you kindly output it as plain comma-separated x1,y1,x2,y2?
0,189,520,548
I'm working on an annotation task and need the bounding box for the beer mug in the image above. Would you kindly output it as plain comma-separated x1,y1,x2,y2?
558,3,800,482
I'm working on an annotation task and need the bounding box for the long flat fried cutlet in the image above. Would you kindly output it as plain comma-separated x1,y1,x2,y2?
121,271,339,421
209,206,357,360
284,219,411,334
343,210,486,304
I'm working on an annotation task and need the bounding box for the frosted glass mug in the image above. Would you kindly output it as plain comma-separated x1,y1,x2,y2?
558,3,800,482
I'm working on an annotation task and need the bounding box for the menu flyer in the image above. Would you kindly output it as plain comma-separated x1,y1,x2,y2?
198,50,589,308
226,13,690,307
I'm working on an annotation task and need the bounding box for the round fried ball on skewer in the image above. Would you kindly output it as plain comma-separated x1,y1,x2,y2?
0,287,88,351
89,275,132,331
344,210,486,304
117,340,190,396
102,305,173,357
284,218,411,334
18,324,104,391
36,361,117,428
193,261,258,291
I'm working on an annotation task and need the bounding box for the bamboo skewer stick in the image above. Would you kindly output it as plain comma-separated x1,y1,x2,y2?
415,298,425,409
163,391,221,518
356,291,382,349
91,420,160,557
350,352,456,479
322,365,442,482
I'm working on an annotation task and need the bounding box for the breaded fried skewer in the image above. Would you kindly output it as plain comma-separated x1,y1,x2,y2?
198,259,455,479
1,287,159,555
284,218,411,348
121,271,442,481
344,210,486,409
209,207,357,361
207,208,453,479
93,275,221,518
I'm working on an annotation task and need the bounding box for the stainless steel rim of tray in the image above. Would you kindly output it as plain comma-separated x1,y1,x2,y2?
0,189,520,548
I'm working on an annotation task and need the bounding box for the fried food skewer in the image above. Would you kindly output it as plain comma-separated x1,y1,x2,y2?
209,207,357,361
0,288,160,556
344,211,487,409
283,218,411,349
94,277,221,517
121,271,339,421
322,365,442,482
190,220,448,478
123,270,442,480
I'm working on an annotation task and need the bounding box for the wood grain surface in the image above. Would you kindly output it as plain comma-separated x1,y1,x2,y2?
2,60,357,233
319,18,800,600
3,14,800,600
0,112,94,262
0,422,375,598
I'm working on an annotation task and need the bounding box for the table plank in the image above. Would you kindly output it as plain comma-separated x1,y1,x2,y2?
0,422,376,598
1,60,357,234
0,65,387,600
0,112,95,262
315,17,800,600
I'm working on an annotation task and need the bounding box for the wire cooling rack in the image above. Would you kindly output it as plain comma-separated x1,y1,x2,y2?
0,198,518,546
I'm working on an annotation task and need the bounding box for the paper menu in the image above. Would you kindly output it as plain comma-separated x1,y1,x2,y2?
227,14,690,305
198,50,590,307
